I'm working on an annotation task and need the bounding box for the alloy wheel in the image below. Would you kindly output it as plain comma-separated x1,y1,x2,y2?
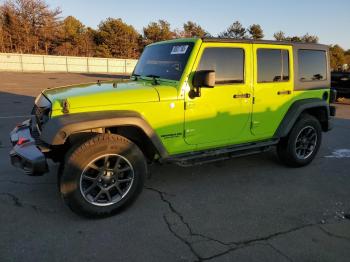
295,126,318,160
79,154,134,206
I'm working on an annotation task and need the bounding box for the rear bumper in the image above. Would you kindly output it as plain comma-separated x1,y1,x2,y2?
9,119,49,176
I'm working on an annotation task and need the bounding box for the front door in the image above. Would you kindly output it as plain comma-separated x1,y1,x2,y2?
184,43,252,146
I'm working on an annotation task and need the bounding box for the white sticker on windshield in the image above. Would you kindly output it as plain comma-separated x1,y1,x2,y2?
171,45,189,55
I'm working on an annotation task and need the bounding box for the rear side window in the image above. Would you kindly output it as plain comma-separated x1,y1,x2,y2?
197,48,244,84
298,50,327,81
257,49,289,83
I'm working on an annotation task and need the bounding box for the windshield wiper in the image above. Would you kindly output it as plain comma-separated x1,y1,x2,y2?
131,73,141,81
145,74,161,85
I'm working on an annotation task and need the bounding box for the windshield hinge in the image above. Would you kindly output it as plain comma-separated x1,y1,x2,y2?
184,101,195,110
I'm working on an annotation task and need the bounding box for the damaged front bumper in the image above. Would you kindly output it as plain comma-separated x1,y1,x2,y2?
9,118,49,176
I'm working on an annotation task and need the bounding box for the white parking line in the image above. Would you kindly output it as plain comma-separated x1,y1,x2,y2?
325,149,350,158
0,115,30,119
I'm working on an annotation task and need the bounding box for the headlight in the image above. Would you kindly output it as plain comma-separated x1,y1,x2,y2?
34,93,51,108
32,94,52,129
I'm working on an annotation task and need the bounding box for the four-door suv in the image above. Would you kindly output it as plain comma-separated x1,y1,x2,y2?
10,38,336,217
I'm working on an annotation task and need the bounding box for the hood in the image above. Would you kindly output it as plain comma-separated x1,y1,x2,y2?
43,80,178,113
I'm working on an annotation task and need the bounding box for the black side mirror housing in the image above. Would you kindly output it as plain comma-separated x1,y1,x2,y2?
189,70,216,99
193,70,216,88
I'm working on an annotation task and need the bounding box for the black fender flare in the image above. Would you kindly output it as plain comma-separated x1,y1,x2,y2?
40,110,168,158
274,98,331,138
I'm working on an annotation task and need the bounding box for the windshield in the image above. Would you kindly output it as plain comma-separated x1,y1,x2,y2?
133,42,194,81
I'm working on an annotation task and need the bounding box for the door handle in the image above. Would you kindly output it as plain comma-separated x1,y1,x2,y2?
233,93,251,99
277,90,291,95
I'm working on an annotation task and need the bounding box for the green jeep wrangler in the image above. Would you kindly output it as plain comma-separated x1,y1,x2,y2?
10,38,336,217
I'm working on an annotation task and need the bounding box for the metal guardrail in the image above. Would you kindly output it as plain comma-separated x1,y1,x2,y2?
0,53,138,74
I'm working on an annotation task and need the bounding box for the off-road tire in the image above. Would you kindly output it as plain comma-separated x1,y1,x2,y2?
57,133,99,190
277,114,322,167
60,133,147,218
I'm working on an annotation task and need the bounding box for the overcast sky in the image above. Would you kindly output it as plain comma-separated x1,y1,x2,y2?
19,0,350,49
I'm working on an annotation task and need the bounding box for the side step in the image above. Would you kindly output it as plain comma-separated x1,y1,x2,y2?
166,139,279,167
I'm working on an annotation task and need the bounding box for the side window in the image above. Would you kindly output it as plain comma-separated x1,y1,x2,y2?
298,50,327,81
197,48,244,84
257,49,289,83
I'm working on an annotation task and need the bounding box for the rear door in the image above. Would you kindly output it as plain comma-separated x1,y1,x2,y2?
251,44,294,137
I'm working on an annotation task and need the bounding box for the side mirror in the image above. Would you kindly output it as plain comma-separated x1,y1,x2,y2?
189,70,215,98
193,70,216,88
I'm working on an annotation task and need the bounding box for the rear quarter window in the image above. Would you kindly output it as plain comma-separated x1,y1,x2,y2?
298,50,327,81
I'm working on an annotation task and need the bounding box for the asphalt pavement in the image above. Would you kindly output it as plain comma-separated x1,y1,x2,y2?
0,72,350,262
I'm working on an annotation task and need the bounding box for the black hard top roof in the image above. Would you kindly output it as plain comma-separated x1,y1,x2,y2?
201,37,329,49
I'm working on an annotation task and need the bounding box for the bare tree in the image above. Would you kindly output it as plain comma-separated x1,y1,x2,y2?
274,31,286,41
1,3,21,52
0,0,61,54
0,25,3,52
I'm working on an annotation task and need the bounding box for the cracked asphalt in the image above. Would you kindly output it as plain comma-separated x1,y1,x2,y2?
1,72,350,262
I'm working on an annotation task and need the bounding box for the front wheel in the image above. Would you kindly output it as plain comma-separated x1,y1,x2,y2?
277,114,322,167
60,134,147,218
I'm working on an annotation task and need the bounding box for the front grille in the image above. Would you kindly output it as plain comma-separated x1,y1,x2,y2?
31,127,44,146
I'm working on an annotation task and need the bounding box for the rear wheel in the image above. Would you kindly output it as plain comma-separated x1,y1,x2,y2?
60,134,147,218
277,114,322,167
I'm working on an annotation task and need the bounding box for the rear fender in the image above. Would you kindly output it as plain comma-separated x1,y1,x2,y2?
274,98,332,138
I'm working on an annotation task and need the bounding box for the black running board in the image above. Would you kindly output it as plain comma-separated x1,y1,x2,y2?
166,139,279,167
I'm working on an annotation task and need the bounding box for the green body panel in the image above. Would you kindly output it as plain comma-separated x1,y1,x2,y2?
46,82,159,113
42,38,330,156
183,42,253,148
